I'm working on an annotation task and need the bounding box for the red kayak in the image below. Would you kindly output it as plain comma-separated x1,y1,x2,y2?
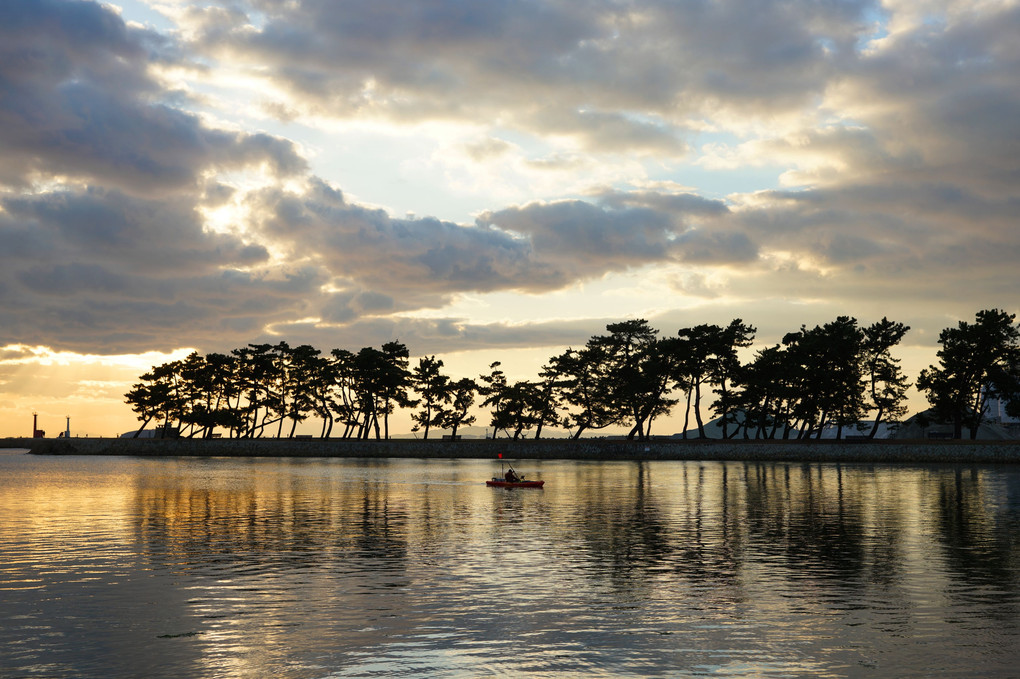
486,478,544,488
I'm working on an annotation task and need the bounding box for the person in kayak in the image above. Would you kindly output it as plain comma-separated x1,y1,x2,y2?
504,467,520,483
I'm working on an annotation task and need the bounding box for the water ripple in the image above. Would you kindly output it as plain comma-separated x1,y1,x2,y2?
2,456,1019,677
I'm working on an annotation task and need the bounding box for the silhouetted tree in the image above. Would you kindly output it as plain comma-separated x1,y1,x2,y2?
478,361,510,437
531,360,565,438
117,312,922,442
861,318,911,438
351,346,387,439
377,341,414,439
438,377,478,438
282,344,324,438
329,349,359,438
780,317,867,439
124,375,160,437
917,309,1020,439
674,320,755,438
545,347,619,439
591,320,681,440
232,343,275,438
478,363,543,438
676,324,719,438
707,319,756,439
411,356,450,439
735,344,791,439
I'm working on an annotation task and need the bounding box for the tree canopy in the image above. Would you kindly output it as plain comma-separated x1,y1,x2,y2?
123,309,1019,441
917,309,1020,439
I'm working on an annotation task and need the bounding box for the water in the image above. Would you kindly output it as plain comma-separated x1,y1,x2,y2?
1,450,1018,678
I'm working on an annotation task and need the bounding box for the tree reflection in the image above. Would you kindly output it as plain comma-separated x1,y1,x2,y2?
562,462,746,595
133,468,411,575
743,463,874,583
932,467,1020,597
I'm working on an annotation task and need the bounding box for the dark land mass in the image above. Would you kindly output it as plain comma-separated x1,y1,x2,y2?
4,437,1020,464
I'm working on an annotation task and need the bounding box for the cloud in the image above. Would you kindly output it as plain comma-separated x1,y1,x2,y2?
0,187,324,353
180,0,875,149
258,314,611,358
250,179,545,295
0,0,306,194
2,0,1019,371
248,178,748,308
463,137,513,162
478,194,750,269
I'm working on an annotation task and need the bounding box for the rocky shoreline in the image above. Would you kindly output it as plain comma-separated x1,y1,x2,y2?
5,436,1020,464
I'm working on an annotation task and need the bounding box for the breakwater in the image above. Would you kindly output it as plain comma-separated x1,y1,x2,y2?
5,436,1020,464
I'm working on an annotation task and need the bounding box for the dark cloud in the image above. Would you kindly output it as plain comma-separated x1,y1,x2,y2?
250,179,550,295
479,200,676,262
674,229,758,264
185,0,875,151
257,314,607,358
0,0,305,194
2,188,269,276
249,179,746,305
0,187,323,353
733,176,1020,275
479,190,750,266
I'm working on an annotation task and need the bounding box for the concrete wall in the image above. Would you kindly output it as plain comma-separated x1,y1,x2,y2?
5,436,1020,464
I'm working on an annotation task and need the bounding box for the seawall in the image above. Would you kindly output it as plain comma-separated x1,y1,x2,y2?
5,437,1020,464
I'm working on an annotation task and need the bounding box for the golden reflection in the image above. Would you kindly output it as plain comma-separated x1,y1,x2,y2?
68,457,1017,677
5,454,1020,679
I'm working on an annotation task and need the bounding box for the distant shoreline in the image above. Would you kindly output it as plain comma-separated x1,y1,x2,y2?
4,437,1020,464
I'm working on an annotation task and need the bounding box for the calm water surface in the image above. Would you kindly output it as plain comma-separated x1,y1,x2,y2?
1,451,1019,678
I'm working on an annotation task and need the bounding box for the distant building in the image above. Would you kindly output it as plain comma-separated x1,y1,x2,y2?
675,411,896,439
891,409,1017,440
119,425,179,439
120,429,156,438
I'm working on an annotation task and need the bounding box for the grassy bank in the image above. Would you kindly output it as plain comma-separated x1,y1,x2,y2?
4,436,1020,464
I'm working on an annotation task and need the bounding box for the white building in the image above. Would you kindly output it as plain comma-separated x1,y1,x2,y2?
984,395,1020,424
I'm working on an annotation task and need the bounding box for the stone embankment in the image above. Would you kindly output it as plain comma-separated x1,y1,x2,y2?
4,436,1020,464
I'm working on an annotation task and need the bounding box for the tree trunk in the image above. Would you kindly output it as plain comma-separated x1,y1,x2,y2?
694,382,706,438
682,389,692,440
132,416,154,438
719,381,729,439
867,408,884,438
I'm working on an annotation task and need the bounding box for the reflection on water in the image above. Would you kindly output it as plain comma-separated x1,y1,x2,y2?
1,454,1019,678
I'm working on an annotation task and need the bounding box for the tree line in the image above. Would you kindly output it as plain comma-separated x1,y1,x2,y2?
124,309,1020,441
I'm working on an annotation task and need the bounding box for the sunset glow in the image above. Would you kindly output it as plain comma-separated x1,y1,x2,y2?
1,0,1018,437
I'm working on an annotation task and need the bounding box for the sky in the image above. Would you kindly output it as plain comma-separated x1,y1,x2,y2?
1,0,1019,438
